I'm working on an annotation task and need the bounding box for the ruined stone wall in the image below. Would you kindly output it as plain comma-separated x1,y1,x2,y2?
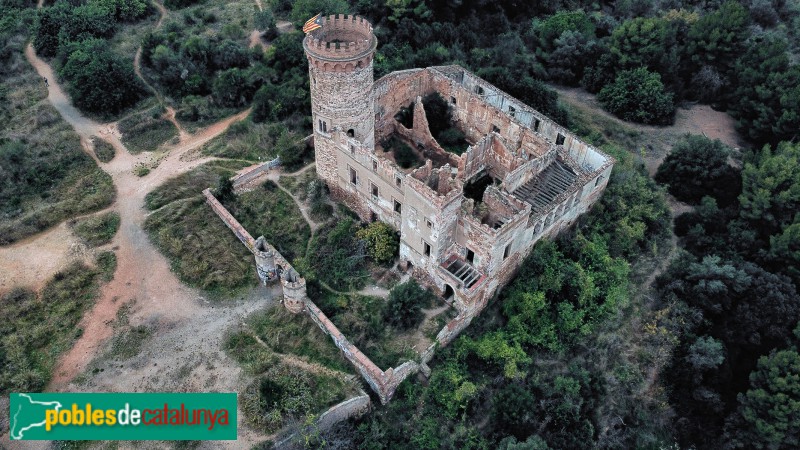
316,394,371,431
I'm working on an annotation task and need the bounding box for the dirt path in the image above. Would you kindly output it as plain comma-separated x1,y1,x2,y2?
132,1,189,141
22,38,252,385
0,221,96,294
552,85,747,175
0,23,271,449
247,327,353,381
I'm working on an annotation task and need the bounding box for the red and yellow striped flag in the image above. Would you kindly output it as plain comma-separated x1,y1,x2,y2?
303,13,323,33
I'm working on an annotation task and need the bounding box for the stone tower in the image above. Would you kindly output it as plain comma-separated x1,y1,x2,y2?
303,15,377,183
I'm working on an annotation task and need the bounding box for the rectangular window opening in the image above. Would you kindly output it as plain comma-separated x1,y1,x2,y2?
533,118,540,132
395,176,402,188
492,125,500,134
503,244,511,259
393,200,402,214
423,242,431,256
556,133,565,146
349,167,357,185
508,106,516,117
371,182,379,199
426,219,432,229
450,96,457,105
372,159,378,171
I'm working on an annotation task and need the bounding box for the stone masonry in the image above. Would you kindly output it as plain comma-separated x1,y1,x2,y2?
304,15,614,314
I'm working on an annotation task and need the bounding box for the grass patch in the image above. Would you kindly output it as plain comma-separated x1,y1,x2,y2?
0,39,115,244
200,119,281,162
144,162,287,296
144,162,247,210
118,105,178,154
227,180,311,262
107,325,151,361
279,169,317,202
0,262,105,393
92,138,116,163
96,251,117,281
294,218,368,291
133,163,151,177
70,211,120,247
248,306,352,373
240,362,354,435
144,195,256,296
308,283,420,369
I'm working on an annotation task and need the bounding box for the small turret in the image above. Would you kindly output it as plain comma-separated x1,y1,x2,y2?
281,268,307,314
254,236,277,284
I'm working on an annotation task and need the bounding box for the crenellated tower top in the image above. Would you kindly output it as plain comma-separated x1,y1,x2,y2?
303,15,377,71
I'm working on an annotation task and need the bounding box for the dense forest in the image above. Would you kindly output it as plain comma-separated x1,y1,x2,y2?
252,0,798,449
3,0,799,447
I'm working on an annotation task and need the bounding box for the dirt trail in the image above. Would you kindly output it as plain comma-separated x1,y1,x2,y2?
552,85,747,175
0,222,95,294
22,39,252,388
132,1,189,141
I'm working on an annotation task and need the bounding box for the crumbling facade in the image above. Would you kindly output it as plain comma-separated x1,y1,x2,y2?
304,15,614,313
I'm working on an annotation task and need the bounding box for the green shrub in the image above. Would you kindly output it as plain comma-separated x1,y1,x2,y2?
0,262,104,393
71,211,120,247
356,221,399,264
92,138,115,163
654,135,741,205
597,67,675,125
384,280,435,330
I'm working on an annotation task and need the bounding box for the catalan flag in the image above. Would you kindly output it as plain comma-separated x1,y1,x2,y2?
303,13,323,33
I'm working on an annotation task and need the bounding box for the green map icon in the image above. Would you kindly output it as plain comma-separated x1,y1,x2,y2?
9,393,63,440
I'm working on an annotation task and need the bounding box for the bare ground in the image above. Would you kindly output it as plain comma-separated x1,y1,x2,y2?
1,38,266,450
552,85,747,175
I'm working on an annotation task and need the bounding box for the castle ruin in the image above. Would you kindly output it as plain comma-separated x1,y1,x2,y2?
205,14,614,406
304,15,614,313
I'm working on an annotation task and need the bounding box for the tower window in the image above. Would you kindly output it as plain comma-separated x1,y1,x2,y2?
475,86,484,95
347,128,355,138
426,219,432,229
372,159,378,171
556,133,565,146
450,96,456,105
423,241,431,256
503,243,511,259
350,144,355,154
393,200,402,214
508,106,516,117
349,166,357,185
395,176,402,188
318,119,328,133
371,182,379,199
492,125,500,134
533,118,540,132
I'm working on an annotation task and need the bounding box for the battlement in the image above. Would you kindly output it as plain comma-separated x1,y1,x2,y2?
303,15,377,65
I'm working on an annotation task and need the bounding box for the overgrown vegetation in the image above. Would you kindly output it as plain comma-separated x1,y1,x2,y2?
383,280,435,330
33,0,150,117
225,314,358,434
653,140,800,448
117,103,178,154
296,218,367,291
92,138,116,163
0,258,111,393
421,93,468,155
0,2,115,245
70,211,120,247
143,162,254,295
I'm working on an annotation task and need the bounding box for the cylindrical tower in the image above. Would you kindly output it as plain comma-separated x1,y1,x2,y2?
281,269,307,314
254,236,277,284
303,15,377,183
